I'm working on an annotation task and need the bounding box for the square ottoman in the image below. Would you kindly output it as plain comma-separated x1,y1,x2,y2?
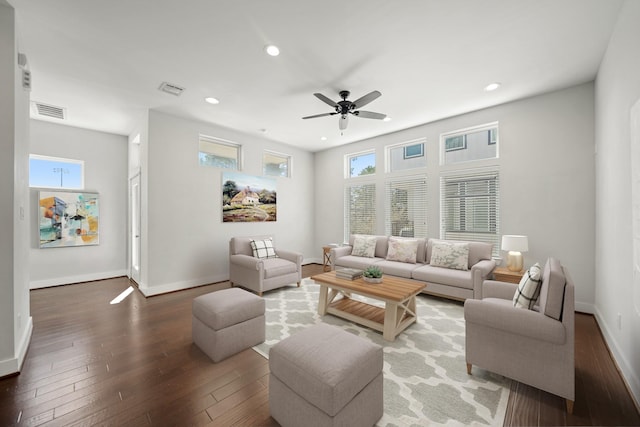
192,287,265,362
269,323,383,427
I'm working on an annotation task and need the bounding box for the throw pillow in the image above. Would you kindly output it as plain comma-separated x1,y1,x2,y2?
386,238,419,264
513,263,543,309
351,235,377,258
250,238,278,259
430,241,469,271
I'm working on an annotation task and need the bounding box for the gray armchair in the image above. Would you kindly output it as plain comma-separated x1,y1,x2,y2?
229,236,302,296
464,257,575,413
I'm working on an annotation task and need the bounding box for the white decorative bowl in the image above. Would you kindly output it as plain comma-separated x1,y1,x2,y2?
363,276,383,284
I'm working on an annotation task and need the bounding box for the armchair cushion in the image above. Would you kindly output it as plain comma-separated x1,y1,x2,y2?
250,238,278,259
263,258,297,279
539,258,566,320
513,263,543,309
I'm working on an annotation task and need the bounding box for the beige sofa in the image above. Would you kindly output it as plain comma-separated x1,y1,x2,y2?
330,235,496,300
463,257,575,412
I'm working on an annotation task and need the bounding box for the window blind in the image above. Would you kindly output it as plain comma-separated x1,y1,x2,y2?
344,183,376,242
385,176,427,238
440,169,500,256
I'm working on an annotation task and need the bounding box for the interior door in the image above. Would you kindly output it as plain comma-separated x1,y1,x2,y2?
130,174,141,285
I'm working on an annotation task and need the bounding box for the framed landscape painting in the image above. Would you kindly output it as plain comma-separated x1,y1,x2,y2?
222,172,277,222
38,191,100,248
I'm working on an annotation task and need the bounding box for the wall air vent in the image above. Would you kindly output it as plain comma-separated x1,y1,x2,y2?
31,101,66,120
158,82,185,96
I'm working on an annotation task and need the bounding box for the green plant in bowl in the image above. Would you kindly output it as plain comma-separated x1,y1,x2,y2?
363,266,383,281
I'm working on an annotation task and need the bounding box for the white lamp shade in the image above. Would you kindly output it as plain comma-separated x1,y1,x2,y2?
501,235,529,252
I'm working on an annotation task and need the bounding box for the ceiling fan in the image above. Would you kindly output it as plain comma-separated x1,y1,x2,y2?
302,90,386,130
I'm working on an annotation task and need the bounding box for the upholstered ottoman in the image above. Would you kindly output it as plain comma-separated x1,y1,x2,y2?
192,288,265,362
269,323,383,427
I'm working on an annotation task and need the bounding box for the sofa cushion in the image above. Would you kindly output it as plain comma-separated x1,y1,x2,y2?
349,235,389,258
351,235,377,258
262,257,297,279
539,258,566,320
513,263,542,309
411,264,474,289
427,239,492,269
374,260,421,279
386,238,419,263
430,241,469,271
334,255,383,270
250,238,277,259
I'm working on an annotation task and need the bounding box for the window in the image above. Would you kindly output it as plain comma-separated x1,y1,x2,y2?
387,139,427,172
441,123,498,164
344,183,376,241
385,177,427,238
29,154,84,189
440,169,500,255
263,150,291,177
347,151,376,178
199,135,241,170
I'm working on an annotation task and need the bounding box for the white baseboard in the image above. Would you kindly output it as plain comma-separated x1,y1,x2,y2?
0,316,33,377
29,270,128,289
575,301,595,314
594,306,640,408
138,273,229,297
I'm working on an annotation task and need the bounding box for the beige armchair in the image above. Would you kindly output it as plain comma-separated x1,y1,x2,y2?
464,257,575,413
229,236,302,296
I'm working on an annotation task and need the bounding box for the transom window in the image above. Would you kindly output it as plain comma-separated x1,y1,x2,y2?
441,123,498,164
29,154,84,189
263,150,291,178
347,150,376,178
386,139,427,172
199,135,241,170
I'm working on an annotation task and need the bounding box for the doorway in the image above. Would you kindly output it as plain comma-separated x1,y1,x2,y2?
130,174,141,285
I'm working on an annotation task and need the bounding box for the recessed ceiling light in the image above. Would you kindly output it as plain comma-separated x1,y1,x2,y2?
320,136,327,141
383,117,392,122
484,82,501,92
259,128,268,133
265,45,280,56
205,97,220,104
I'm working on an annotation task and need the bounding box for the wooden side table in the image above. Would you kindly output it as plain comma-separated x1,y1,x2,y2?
493,267,524,284
322,246,332,271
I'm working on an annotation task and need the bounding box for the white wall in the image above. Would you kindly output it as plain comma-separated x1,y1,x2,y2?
29,121,128,288
594,0,640,404
315,83,595,309
137,110,316,296
0,0,32,377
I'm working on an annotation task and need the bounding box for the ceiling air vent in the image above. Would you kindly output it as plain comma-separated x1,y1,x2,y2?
158,81,185,96
31,101,66,120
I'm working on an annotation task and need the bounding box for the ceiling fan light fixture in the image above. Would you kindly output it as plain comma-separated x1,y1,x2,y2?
320,136,327,141
205,97,220,105
265,45,280,56
484,82,501,92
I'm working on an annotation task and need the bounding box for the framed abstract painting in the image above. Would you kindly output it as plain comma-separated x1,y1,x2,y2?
38,191,100,248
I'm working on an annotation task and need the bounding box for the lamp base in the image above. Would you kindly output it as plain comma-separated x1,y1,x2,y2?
506,251,524,272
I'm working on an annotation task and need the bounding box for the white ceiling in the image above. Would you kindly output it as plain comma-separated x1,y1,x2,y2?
10,0,623,152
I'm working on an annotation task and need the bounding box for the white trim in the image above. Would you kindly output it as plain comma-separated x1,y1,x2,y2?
138,273,229,297
29,270,128,289
0,317,32,377
594,306,640,406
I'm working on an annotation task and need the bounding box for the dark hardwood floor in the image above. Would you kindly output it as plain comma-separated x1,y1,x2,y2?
0,264,638,426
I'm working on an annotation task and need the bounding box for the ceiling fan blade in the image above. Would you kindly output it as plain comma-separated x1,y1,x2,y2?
339,114,349,130
353,110,386,120
352,90,381,108
314,93,339,108
302,112,337,119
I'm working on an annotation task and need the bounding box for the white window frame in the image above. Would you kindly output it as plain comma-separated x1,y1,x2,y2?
344,182,376,242
440,167,500,256
29,154,85,190
198,135,242,170
345,149,376,178
385,138,427,173
263,150,292,178
385,176,427,238
440,122,499,165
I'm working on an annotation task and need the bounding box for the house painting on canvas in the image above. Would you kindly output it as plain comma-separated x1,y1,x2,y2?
222,172,276,222
38,191,100,248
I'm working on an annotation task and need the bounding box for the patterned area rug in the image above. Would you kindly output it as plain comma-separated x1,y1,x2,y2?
253,278,510,427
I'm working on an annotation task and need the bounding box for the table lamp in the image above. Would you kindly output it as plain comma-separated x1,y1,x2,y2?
501,235,528,272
